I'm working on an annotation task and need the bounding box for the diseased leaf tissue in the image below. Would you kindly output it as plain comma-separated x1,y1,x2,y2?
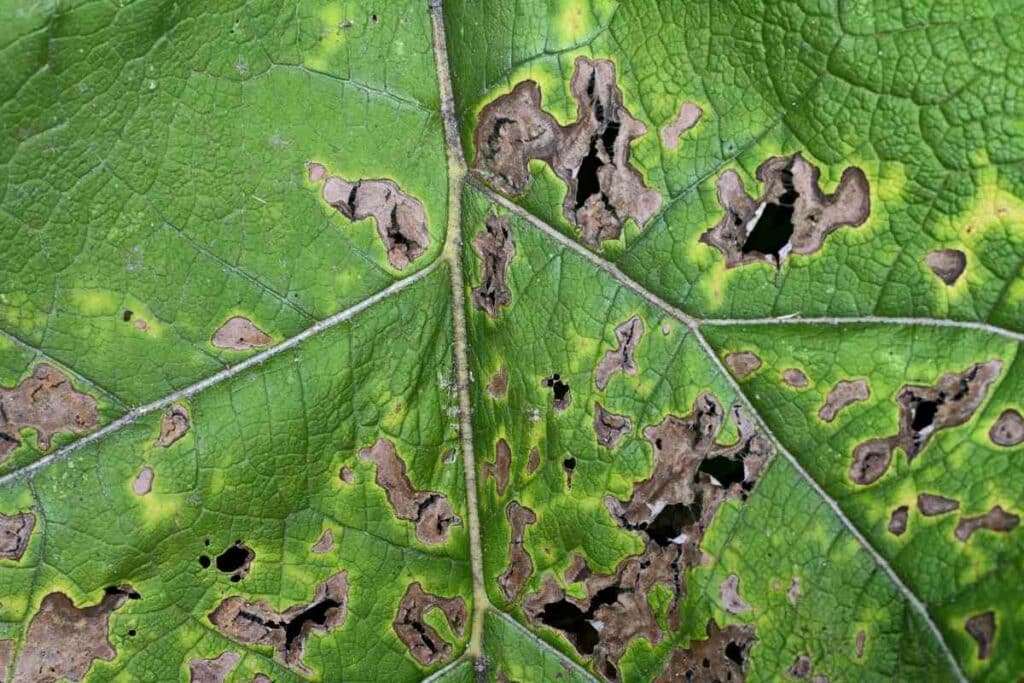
0,1,1021,682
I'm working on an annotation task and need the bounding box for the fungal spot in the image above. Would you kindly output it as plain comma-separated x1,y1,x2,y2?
888,506,908,536
155,404,190,447
702,153,870,268
562,457,576,489
925,249,967,285
724,351,761,378
661,102,703,150
855,630,866,658
989,409,1024,447
964,611,995,660
593,402,632,449
132,466,154,496
526,395,770,678
916,493,959,516
849,361,1002,485
0,364,99,462
487,365,509,399
393,583,466,666
482,439,512,496
0,511,35,561
955,506,1020,542
818,379,869,422
189,651,240,683
471,214,516,318
527,447,541,474
311,165,429,270
787,655,812,678
212,317,272,351
595,316,644,391
541,374,572,412
359,439,461,544
720,574,752,614
253,675,271,683
781,368,809,388
311,529,334,554
209,571,348,676
339,466,354,484
655,620,757,683
498,502,537,602
473,57,662,247
14,586,136,682
787,576,801,605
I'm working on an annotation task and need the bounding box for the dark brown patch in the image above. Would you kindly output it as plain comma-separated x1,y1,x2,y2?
564,553,591,583
0,511,35,561
596,316,644,391
527,447,540,474
487,365,509,400
132,466,154,496
781,368,809,388
917,493,960,516
393,582,466,666
339,466,355,484
888,506,908,536
720,574,752,614
562,457,576,489
525,395,770,679
701,152,870,268
0,640,13,682
473,57,662,247
925,249,967,285
955,506,1020,542
189,651,241,683
661,102,703,150
654,620,756,683
212,317,272,351
155,404,190,447
316,170,429,270
964,611,995,660
215,541,255,582
359,439,461,544
541,374,572,412
787,655,812,678
14,586,136,682
594,402,632,449
724,351,761,378
787,576,801,605
498,501,537,602
311,529,334,554
482,439,512,496
471,214,516,318
818,379,869,422
989,409,1024,447
209,571,347,676
855,630,866,658
0,364,99,461
849,361,1002,485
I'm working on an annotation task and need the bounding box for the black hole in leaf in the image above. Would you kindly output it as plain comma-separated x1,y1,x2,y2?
644,501,702,546
725,641,745,666
283,599,342,653
911,400,938,432
128,629,137,637
198,555,211,569
698,456,745,487
122,310,133,322
742,166,799,258
215,542,250,574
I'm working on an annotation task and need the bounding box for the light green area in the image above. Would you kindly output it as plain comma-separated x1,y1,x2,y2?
0,0,1021,681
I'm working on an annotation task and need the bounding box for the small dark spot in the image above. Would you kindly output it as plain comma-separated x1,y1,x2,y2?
128,629,137,637
370,13,379,23
541,373,572,412
199,555,211,568
562,457,576,489
122,310,133,322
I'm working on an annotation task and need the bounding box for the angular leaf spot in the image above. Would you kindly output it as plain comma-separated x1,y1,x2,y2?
393,583,467,666
0,364,99,461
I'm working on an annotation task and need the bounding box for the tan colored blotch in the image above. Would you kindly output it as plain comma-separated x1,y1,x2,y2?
888,506,909,536
725,351,761,378
661,101,703,150
188,651,240,683
486,365,509,399
593,402,632,449
132,466,154,496
595,316,644,390
311,529,334,554
14,586,136,683
212,317,272,351
925,249,966,285
720,574,752,614
787,655,812,678
989,409,1024,447
393,583,466,666
482,439,512,496
955,505,1020,542
471,214,516,318
0,364,99,461
781,368,809,388
311,163,429,270
498,501,537,602
0,511,35,561
155,404,190,447
917,493,959,516
818,379,869,422
965,611,995,660
655,620,757,683
0,640,13,682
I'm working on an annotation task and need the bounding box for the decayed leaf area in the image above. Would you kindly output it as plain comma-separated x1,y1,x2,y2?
0,2,1021,683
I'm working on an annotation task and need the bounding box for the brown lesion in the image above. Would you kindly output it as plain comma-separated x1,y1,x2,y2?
14,585,139,682
188,651,240,683
781,368,809,388
541,374,572,413
660,102,703,151
955,506,1020,542
849,361,1002,485
498,501,537,602
595,316,644,391
486,365,509,399
471,214,516,318
916,493,959,516
132,466,154,496
654,619,757,683
719,574,752,614
208,571,348,676
925,249,967,285
0,511,35,561
887,506,909,536
701,152,870,268
473,57,662,248
211,317,272,351
482,439,512,496
393,583,467,666
818,379,869,422
309,163,430,270
724,351,761,379
964,611,995,660
989,409,1023,447
0,364,99,462
593,402,632,449
155,404,190,447
359,439,461,545
524,394,770,681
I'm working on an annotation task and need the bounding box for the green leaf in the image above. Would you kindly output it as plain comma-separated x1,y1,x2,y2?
0,1,1020,681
